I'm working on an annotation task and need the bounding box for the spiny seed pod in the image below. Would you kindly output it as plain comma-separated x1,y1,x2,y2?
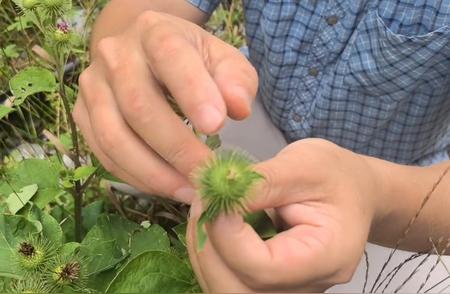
47,254,87,291
41,0,72,18
14,236,54,272
22,0,40,10
10,278,52,294
196,150,263,221
48,24,74,52
195,150,264,250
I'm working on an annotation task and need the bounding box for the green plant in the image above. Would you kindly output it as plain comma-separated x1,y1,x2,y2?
195,150,265,250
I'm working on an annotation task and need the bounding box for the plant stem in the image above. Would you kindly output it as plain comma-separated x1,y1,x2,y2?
57,55,83,242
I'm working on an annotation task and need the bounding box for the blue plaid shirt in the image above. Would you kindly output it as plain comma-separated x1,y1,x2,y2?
188,0,450,165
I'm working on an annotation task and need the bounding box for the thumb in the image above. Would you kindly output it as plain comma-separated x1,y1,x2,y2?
206,35,258,121
246,154,310,212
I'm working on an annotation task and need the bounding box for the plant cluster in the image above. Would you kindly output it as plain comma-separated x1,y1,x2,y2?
0,0,261,292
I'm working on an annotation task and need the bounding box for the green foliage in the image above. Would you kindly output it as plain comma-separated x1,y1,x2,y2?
0,0,247,292
9,67,58,107
107,251,198,293
6,184,38,215
0,159,64,209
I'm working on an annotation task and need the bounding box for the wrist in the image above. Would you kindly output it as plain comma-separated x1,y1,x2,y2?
361,155,398,227
362,155,449,249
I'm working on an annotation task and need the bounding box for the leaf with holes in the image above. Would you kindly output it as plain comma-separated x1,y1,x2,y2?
9,67,57,106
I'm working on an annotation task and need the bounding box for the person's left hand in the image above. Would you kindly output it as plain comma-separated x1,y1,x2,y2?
186,138,383,292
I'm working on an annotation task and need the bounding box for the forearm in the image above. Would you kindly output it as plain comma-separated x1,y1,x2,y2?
367,156,450,253
90,0,207,55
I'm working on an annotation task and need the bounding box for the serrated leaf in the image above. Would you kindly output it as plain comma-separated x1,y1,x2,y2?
106,251,196,293
6,184,38,215
9,67,57,106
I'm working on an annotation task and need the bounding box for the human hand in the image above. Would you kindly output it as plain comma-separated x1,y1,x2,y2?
187,139,382,292
73,11,258,203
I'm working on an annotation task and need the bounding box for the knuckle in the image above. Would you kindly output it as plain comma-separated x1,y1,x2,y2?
136,10,161,28
165,140,191,170
96,37,115,58
150,32,185,63
78,68,93,91
123,88,149,117
97,131,117,151
96,37,121,72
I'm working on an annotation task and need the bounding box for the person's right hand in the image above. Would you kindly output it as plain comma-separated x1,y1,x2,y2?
73,11,258,203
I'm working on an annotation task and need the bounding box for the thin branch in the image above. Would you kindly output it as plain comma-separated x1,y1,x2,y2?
371,164,450,292
362,250,369,293
418,238,450,292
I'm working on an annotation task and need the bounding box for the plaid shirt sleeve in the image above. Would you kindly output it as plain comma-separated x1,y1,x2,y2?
186,0,222,15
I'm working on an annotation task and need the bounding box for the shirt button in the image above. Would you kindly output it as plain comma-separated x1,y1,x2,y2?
326,15,339,26
292,113,303,122
308,67,319,77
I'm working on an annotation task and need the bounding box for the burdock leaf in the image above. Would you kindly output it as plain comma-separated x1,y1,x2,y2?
9,67,57,106
6,184,38,215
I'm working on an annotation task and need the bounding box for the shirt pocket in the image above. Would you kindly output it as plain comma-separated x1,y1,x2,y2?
342,2,450,101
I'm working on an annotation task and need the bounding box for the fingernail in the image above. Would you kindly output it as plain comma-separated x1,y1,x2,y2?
197,104,223,134
174,186,196,204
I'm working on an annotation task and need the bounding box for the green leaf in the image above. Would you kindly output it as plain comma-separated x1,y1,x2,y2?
6,184,38,215
9,67,57,105
245,211,277,240
0,105,14,120
73,166,96,181
82,236,125,276
0,159,63,208
196,212,208,251
106,251,196,293
172,222,187,247
129,225,170,258
0,215,40,277
3,44,19,58
206,134,221,150
60,242,81,257
81,215,139,275
59,133,73,150
26,205,64,245
82,200,104,232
